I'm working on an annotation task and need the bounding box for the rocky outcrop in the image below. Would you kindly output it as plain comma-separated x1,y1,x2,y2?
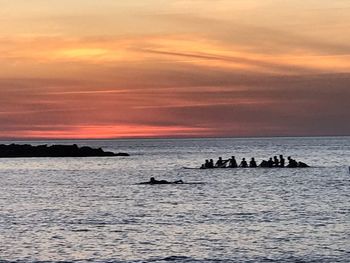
0,144,129,158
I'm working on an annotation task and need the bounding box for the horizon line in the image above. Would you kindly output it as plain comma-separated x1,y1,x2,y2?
0,134,349,142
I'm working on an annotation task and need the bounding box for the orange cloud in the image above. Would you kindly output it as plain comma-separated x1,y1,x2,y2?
0,125,214,139
2,34,350,78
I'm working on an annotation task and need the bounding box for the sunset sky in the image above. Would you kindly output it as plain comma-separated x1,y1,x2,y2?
1,0,349,139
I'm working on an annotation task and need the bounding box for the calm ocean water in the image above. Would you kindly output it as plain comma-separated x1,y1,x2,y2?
0,137,349,263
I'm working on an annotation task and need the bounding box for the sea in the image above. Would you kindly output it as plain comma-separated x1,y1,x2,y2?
0,136,349,263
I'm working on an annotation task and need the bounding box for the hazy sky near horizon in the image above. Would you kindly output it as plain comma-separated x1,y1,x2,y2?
0,0,349,139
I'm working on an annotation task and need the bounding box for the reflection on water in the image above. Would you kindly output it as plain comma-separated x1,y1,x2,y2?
0,137,349,262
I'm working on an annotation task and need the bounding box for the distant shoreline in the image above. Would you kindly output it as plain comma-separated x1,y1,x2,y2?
0,144,129,158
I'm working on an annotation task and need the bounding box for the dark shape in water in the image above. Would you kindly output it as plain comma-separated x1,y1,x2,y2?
250,157,257,168
228,156,238,168
140,177,184,185
199,154,310,169
0,144,129,158
267,157,274,168
279,155,285,167
287,156,298,168
298,161,309,168
259,160,269,167
215,156,224,167
239,158,248,168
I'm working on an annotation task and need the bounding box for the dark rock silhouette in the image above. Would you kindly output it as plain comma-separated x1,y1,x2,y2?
0,144,129,158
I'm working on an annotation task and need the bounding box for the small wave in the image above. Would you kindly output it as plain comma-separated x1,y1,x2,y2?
1,255,349,263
